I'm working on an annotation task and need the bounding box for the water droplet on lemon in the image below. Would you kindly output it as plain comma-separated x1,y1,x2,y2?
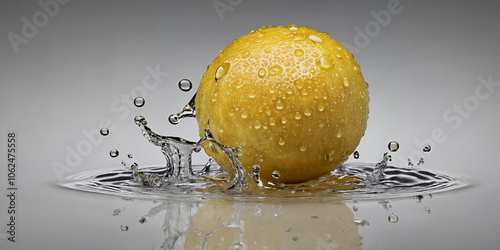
258,68,266,78
294,49,304,57
268,65,283,76
215,63,230,80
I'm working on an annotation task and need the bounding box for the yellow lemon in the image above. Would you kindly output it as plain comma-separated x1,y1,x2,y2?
195,25,369,185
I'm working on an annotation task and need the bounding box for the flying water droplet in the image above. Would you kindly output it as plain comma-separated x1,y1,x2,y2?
110,149,119,158
138,217,147,224
423,145,431,152
100,128,109,136
354,151,360,159
417,157,425,165
388,141,399,152
388,214,399,223
127,154,133,159
408,159,414,167
112,209,121,216
120,225,129,231
178,79,192,92
133,97,145,107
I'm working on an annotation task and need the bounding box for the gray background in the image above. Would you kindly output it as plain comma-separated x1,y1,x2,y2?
1,0,500,249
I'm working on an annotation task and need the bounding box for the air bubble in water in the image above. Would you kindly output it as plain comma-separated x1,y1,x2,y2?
425,207,431,214
353,151,359,159
133,97,145,107
178,79,192,92
388,141,399,152
100,128,109,136
272,170,280,179
423,145,431,152
388,214,399,223
120,225,129,231
110,149,119,158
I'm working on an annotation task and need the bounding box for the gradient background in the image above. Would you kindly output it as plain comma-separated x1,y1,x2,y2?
1,0,500,249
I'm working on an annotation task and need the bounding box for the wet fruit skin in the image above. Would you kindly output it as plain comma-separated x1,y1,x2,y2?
195,25,369,185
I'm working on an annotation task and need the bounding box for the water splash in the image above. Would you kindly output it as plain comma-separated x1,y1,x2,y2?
134,113,247,192
134,115,200,181
61,93,471,200
365,152,390,187
169,93,196,125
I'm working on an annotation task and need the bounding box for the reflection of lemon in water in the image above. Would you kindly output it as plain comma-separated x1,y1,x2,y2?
185,200,361,249
196,25,369,184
